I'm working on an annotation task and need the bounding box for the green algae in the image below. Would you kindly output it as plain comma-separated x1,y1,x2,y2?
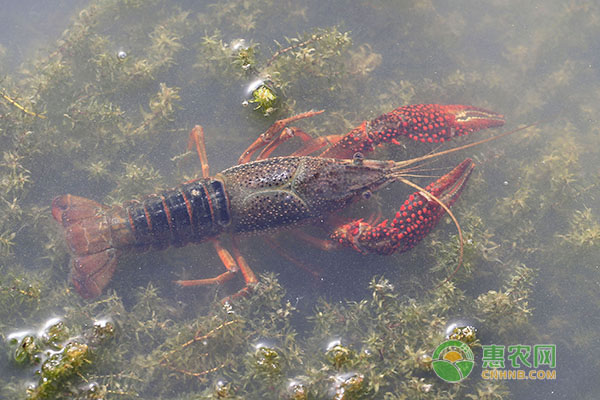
0,0,598,398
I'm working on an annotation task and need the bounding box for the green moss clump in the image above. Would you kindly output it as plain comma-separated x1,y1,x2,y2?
5,318,114,400
247,82,279,116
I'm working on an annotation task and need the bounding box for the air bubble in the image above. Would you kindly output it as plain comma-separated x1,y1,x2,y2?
243,78,279,116
230,38,248,52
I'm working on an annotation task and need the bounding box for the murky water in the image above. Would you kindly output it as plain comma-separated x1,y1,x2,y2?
0,0,598,399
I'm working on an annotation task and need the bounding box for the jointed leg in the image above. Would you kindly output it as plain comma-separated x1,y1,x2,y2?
175,237,259,299
263,236,322,279
238,110,324,164
290,133,346,157
231,236,257,286
256,127,314,160
222,236,258,299
292,230,338,252
181,126,258,297
188,125,210,178
175,240,239,286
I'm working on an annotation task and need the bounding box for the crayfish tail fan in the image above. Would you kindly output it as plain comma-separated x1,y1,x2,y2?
52,195,119,298
71,250,118,298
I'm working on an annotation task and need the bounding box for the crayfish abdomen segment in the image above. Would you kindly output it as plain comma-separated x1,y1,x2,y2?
124,179,230,249
51,178,233,298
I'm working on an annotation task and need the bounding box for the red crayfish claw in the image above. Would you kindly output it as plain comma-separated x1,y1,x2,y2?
319,104,505,159
330,158,475,256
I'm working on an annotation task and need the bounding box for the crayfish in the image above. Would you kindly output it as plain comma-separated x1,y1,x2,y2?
52,104,505,298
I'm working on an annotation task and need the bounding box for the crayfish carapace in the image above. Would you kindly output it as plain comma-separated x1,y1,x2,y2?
52,104,507,299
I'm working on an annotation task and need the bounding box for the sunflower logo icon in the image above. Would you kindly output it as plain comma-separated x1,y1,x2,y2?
431,340,475,382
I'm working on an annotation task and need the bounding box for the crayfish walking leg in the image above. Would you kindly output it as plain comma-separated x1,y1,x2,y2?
174,125,258,295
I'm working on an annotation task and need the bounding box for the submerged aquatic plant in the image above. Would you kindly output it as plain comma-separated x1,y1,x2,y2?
247,81,279,116
5,317,115,400
558,207,600,249
0,0,599,398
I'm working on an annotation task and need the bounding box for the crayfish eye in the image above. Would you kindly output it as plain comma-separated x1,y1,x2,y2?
362,190,372,200
352,152,364,165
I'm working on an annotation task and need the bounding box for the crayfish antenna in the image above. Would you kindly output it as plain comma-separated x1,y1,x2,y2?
392,123,535,171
